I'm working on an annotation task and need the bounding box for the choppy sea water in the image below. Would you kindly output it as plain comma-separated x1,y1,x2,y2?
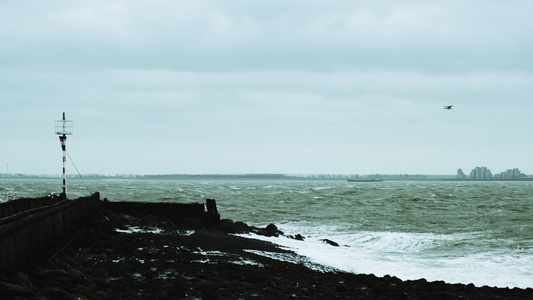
2,179,532,288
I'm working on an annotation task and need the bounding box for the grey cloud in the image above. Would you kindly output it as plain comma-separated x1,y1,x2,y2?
2,1,532,73
2,0,533,174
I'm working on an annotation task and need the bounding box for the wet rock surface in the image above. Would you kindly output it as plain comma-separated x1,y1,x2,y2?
1,206,532,299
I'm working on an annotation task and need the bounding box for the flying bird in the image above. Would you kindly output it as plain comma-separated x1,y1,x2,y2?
443,105,453,110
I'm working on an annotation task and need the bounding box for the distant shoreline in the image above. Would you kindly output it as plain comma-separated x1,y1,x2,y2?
1,173,533,181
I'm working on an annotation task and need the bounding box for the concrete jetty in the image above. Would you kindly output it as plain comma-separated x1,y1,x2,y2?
0,194,220,272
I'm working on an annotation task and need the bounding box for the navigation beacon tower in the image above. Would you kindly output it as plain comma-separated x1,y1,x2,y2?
55,112,73,197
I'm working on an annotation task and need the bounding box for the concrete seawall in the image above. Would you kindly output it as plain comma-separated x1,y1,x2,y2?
107,198,220,225
0,193,102,271
0,194,66,219
0,195,220,272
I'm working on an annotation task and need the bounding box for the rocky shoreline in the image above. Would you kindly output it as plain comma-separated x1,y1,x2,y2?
1,205,532,299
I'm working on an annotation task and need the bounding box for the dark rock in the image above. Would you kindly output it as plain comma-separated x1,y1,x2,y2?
288,234,305,241
321,238,340,247
13,272,33,290
218,219,253,234
262,223,284,237
268,279,278,288
90,266,109,278
38,286,72,299
266,223,278,232
234,221,253,233
0,281,35,298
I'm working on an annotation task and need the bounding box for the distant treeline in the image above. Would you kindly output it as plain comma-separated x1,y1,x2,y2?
0,173,457,180
141,174,297,180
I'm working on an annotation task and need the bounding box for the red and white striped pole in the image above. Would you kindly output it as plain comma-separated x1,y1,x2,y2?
55,112,72,198
59,133,67,196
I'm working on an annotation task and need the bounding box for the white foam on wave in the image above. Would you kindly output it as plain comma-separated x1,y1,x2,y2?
311,186,335,191
115,227,197,236
242,249,334,272
193,248,264,267
240,224,533,289
115,226,163,234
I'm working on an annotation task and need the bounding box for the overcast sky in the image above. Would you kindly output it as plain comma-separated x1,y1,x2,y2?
1,0,532,176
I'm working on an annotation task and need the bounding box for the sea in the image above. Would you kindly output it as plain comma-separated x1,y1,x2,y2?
1,178,532,289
